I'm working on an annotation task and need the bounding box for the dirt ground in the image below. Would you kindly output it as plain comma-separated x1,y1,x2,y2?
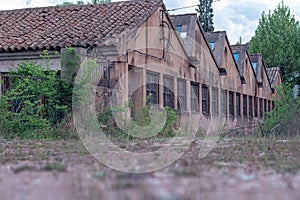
0,138,299,200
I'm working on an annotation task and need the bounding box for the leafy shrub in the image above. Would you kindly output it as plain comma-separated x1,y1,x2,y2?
0,62,72,139
98,100,177,138
262,84,300,138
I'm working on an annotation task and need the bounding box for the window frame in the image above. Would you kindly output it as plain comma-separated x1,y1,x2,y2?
146,71,159,106
175,25,182,33
177,78,187,111
264,99,267,113
163,76,174,108
202,84,210,115
254,97,258,117
259,98,263,117
243,94,248,117
248,96,253,117
209,42,215,51
233,53,239,62
236,92,241,117
229,91,234,117
190,82,200,112
212,87,219,115
252,62,257,73
221,89,227,116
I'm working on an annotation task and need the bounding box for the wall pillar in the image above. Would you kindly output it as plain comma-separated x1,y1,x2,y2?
60,47,87,84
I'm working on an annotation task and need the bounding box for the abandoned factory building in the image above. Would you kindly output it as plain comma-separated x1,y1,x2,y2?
0,0,282,132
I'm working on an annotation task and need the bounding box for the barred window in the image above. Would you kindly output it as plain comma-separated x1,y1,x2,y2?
243,94,248,116
177,79,186,111
259,98,263,117
212,87,219,115
264,99,267,113
254,97,258,117
248,96,253,117
221,90,227,115
236,93,241,117
202,85,210,114
163,76,174,108
0,73,11,95
229,91,234,116
191,82,199,112
146,72,159,106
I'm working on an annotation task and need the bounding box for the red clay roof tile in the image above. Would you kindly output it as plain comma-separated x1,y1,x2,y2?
0,0,162,52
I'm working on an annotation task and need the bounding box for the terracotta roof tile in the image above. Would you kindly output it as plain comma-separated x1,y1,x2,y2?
0,0,162,52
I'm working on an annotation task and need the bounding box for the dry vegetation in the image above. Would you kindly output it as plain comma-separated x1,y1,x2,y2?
0,136,300,200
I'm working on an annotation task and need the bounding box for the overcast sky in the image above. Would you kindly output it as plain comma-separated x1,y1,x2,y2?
1,0,299,44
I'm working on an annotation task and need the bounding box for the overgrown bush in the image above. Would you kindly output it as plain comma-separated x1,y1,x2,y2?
0,62,72,139
98,101,177,138
262,84,300,137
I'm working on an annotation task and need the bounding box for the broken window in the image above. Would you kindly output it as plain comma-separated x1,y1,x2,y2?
236,93,241,117
0,73,11,95
243,94,248,116
259,98,263,117
177,79,186,111
248,96,253,117
146,72,159,106
163,76,174,108
191,82,199,112
254,97,258,117
221,89,227,115
212,87,219,115
202,85,210,114
264,99,267,113
229,91,234,116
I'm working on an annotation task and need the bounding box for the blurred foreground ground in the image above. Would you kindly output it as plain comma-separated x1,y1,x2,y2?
0,137,299,200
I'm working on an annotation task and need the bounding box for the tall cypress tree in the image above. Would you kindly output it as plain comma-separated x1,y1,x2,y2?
196,0,215,32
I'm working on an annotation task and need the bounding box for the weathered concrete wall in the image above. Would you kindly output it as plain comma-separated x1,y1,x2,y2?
250,54,274,115
221,37,243,128
0,50,61,72
191,20,222,134
98,7,224,135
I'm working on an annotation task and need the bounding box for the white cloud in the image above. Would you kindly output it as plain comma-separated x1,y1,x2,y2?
164,0,300,44
0,0,26,10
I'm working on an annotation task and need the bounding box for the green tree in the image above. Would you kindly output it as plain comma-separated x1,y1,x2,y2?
248,1,300,90
196,0,215,32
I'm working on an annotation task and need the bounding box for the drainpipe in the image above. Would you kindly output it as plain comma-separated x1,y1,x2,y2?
107,61,111,88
